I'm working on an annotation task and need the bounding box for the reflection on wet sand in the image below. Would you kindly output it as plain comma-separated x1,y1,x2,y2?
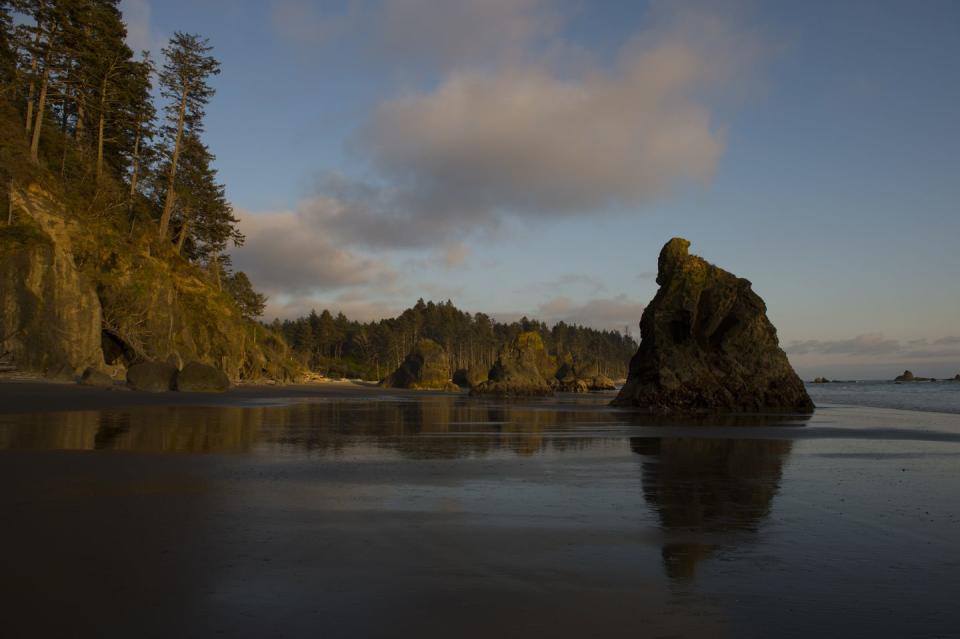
631,436,794,581
0,398,619,457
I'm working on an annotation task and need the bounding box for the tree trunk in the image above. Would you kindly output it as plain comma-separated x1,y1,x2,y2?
129,117,143,201
95,75,108,181
158,90,189,239
24,28,41,133
29,68,49,164
175,215,190,254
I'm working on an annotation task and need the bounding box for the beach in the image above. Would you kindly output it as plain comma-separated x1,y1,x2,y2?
1,382,958,638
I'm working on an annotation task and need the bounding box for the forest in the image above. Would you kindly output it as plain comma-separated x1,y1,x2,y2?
275,300,638,382
0,0,261,311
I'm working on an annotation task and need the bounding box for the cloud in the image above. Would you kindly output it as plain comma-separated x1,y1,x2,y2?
297,4,757,250
230,206,396,296
378,0,561,70
786,333,902,356
787,333,960,361
272,0,560,71
535,294,644,332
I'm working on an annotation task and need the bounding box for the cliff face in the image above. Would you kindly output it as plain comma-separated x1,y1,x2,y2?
0,223,103,377
0,184,299,382
612,238,813,413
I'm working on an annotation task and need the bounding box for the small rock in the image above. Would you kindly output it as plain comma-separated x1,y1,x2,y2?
175,361,231,392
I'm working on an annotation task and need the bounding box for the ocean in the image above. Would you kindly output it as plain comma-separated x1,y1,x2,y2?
807,379,960,414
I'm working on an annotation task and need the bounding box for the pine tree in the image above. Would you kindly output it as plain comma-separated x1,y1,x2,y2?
156,32,220,240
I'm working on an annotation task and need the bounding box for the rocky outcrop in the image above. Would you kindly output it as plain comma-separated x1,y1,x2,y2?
588,374,617,391
175,361,231,392
382,339,458,391
612,238,813,413
894,370,934,382
471,332,553,397
1,183,301,383
79,367,113,388
127,361,177,392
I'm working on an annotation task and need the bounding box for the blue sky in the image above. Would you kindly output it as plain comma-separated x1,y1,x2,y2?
119,0,960,378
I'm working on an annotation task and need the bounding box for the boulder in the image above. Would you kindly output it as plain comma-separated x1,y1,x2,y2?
175,361,231,392
471,332,553,397
612,238,813,413
79,367,113,388
588,374,617,391
126,361,177,392
953,374,960,382
382,339,457,391
812,377,830,384
894,370,915,382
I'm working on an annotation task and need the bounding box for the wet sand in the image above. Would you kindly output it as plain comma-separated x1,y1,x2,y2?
1,382,958,638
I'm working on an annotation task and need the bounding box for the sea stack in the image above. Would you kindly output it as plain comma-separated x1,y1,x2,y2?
470,332,553,397
612,238,813,413
381,339,458,391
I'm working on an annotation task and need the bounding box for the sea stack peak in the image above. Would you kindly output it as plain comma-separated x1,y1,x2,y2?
612,238,814,413
657,237,691,285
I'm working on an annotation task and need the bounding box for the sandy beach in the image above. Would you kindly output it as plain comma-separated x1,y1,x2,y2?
1,382,958,638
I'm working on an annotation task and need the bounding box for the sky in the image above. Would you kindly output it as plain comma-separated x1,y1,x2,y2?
118,0,960,379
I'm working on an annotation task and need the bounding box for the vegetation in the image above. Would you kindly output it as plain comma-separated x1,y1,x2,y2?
275,299,638,381
0,0,296,379
0,1,249,294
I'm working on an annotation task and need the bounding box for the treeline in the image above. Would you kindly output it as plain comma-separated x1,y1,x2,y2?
273,299,638,381
0,0,263,315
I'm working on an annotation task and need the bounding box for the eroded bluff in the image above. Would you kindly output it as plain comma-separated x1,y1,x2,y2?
612,238,813,413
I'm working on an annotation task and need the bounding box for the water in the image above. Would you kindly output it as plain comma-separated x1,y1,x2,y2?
1,389,959,638
807,379,960,414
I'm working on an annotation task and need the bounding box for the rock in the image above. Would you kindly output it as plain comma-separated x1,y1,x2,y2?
0,204,104,377
953,374,960,382
812,377,830,384
612,238,814,413
79,367,113,388
452,366,487,389
382,339,457,391
894,370,915,382
127,361,177,392
175,361,231,392
471,332,553,397
557,378,589,393
588,374,617,391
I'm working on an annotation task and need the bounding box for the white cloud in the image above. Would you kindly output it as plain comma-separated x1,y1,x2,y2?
536,294,644,332
231,206,396,297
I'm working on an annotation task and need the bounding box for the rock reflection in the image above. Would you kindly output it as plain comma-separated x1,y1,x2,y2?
631,436,794,582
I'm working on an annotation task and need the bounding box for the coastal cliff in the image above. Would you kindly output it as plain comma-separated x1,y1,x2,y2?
1,184,299,382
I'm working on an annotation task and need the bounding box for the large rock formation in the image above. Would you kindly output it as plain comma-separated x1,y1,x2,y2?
612,238,813,413
381,339,458,391
471,332,553,397
1,183,300,383
0,203,103,378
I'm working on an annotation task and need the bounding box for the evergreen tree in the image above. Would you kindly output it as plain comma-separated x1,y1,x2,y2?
156,31,220,240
